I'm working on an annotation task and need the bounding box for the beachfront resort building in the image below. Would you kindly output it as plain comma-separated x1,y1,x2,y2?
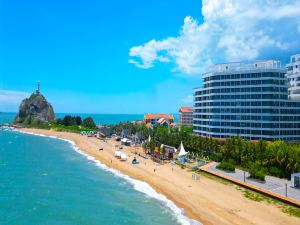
178,107,193,126
144,114,175,127
193,59,300,142
286,54,300,99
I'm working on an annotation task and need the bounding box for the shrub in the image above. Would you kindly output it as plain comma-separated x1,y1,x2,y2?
216,161,235,172
249,165,266,181
268,166,286,178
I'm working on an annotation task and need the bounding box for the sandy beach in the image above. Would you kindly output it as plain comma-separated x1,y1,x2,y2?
19,128,299,225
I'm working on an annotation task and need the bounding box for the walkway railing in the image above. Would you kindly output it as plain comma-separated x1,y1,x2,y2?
200,162,300,207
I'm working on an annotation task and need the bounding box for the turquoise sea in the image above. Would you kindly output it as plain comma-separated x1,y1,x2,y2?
0,127,196,225
0,113,179,125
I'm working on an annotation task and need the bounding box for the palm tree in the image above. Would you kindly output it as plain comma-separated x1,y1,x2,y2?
256,139,267,166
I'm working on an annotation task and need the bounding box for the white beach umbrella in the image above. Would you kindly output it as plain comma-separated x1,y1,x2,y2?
178,141,188,157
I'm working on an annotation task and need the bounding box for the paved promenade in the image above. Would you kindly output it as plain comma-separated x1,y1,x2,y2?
200,162,300,207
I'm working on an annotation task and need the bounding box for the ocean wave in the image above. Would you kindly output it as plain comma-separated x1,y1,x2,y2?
10,128,201,225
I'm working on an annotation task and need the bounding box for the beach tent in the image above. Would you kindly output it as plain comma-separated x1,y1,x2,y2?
120,153,127,161
178,142,188,163
121,138,129,144
114,151,122,158
121,138,131,146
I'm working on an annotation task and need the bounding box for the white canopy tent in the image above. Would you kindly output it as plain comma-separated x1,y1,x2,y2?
121,138,131,146
114,151,122,158
120,153,127,161
178,141,188,157
121,138,128,142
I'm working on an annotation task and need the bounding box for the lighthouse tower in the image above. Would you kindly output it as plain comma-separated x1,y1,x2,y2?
36,81,40,95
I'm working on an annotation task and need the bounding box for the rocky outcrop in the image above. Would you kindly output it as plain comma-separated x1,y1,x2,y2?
14,93,55,124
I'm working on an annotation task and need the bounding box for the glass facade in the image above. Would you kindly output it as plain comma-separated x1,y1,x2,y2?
286,54,300,99
193,61,300,142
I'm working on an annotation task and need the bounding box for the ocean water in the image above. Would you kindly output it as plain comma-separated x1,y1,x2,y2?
0,113,179,125
0,127,196,225
0,113,16,124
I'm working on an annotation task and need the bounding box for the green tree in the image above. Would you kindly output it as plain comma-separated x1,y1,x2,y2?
56,118,63,125
256,139,267,166
62,115,75,126
75,116,82,125
222,137,235,160
82,117,96,128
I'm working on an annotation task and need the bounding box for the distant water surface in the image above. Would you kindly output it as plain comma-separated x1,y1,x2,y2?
0,128,192,225
0,113,178,125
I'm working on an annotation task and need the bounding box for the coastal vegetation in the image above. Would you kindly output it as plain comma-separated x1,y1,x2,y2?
82,117,96,128
248,164,267,181
56,115,82,126
216,161,235,172
51,115,96,132
55,115,96,129
237,187,300,218
16,115,97,133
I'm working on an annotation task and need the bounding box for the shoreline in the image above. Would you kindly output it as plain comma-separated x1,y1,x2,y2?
15,128,197,225
15,128,300,225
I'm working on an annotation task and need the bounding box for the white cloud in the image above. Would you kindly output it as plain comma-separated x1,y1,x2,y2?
180,95,193,104
129,0,300,74
0,89,30,107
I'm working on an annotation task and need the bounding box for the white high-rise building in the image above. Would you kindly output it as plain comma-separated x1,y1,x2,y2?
193,59,300,142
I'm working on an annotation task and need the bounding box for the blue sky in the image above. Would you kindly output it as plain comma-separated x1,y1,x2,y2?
1,0,300,113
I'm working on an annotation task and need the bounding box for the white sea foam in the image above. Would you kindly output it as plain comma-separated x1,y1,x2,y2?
11,128,201,225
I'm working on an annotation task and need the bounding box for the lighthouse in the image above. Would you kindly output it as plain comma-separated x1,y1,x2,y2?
36,81,40,95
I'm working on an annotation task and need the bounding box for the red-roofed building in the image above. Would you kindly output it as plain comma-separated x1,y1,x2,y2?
144,114,174,127
179,107,193,126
